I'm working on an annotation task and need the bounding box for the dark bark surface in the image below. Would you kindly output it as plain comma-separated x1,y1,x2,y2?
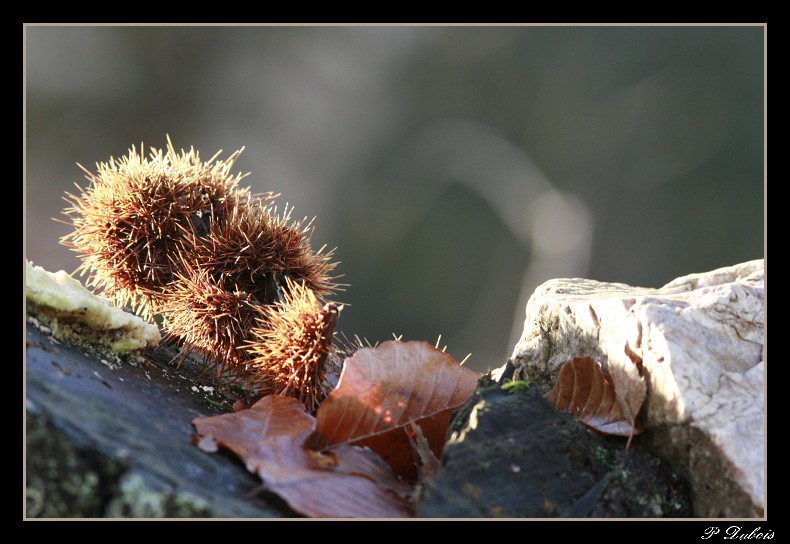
25,323,294,518
417,379,692,518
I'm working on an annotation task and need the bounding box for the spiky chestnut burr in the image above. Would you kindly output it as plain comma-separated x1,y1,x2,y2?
247,279,342,413
60,137,263,319
186,200,339,309
60,138,344,407
156,261,265,379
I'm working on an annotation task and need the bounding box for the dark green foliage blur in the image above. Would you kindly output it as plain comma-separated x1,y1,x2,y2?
25,26,764,372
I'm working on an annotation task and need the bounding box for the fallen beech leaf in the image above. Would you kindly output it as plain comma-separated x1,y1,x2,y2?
545,357,643,439
193,395,412,518
610,343,648,448
309,340,481,480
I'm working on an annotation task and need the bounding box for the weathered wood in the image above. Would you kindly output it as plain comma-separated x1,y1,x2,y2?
417,380,691,518
25,324,294,518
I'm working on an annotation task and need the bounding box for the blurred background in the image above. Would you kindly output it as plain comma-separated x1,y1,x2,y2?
24,25,764,373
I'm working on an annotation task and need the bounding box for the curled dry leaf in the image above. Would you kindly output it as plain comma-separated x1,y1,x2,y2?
545,357,644,440
193,395,412,518
308,340,481,480
610,343,648,443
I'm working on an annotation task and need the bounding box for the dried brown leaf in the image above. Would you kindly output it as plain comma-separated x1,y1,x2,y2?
610,344,648,446
193,395,412,518
545,357,643,438
308,340,481,480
